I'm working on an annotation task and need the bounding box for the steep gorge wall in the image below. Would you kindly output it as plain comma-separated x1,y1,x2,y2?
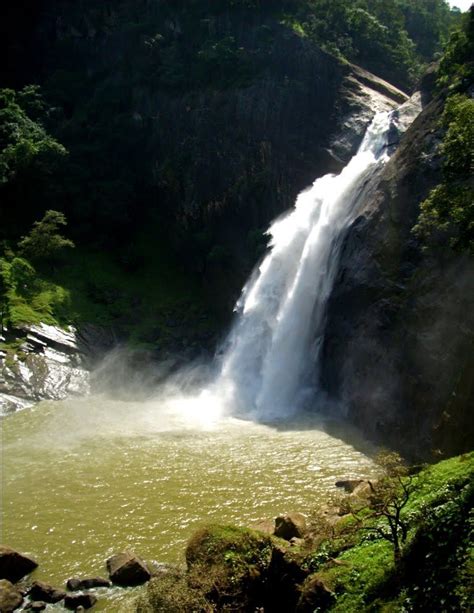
321,81,474,460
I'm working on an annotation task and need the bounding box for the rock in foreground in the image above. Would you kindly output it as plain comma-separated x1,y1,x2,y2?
274,513,307,540
297,574,335,612
106,552,151,586
66,576,111,591
64,592,98,610
0,579,23,612
29,581,65,604
0,546,38,583
186,524,274,611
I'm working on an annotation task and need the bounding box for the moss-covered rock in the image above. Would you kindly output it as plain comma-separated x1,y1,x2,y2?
135,567,211,613
297,573,335,612
185,524,273,611
0,579,23,612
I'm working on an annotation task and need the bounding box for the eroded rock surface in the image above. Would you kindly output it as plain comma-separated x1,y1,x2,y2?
66,576,111,591
274,513,308,541
0,324,91,414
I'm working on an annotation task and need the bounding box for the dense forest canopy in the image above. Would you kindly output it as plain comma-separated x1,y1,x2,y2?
0,0,471,343
0,0,462,240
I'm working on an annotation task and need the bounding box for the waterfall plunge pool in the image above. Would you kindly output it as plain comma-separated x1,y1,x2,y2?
2,395,379,610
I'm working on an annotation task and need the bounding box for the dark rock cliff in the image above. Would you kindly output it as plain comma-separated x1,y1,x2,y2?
321,82,474,460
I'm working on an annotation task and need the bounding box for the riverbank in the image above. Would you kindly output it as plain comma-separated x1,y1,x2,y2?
136,452,473,612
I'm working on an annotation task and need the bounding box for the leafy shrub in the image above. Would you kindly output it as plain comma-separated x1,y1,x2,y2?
18,210,75,262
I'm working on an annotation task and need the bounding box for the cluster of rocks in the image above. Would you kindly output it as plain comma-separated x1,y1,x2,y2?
0,545,153,611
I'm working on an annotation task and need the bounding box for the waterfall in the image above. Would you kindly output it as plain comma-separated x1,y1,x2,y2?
210,111,398,420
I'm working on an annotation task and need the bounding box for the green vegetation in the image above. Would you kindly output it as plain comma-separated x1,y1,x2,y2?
0,235,216,349
437,5,474,89
18,210,74,262
293,0,460,90
0,255,70,328
310,453,473,612
414,9,474,254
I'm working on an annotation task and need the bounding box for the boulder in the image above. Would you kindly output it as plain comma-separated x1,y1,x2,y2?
106,552,151,586
24,602,47,611
351,480,376,500
0,579,23,611
64,592,98,610
0,546,38,583
296,574,335,612
251,518,276,535
29,581,66,603
335,479,364,493
274,513,307,540
186,524,273,611
266,543,309,611
66,576,111,591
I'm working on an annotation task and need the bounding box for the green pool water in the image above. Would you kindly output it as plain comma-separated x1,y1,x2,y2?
1,395,378,610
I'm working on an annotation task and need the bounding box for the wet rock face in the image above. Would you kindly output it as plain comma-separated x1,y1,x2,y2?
66,576,111,591
28,581,66,604
106,552,151,587
320,88,474,459
0,324,91,414
144,39,405,310
24,602,47,611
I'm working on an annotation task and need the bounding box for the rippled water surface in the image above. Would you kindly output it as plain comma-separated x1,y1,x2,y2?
2,396,378,610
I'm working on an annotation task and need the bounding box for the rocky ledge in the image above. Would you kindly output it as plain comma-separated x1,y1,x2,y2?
0,323,92,415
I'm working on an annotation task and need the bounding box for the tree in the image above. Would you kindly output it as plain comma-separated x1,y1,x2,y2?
0,88,66,186
18,210,75,262
352,452,414,563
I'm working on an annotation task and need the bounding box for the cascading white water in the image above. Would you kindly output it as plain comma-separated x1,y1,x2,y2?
212,111,397,420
